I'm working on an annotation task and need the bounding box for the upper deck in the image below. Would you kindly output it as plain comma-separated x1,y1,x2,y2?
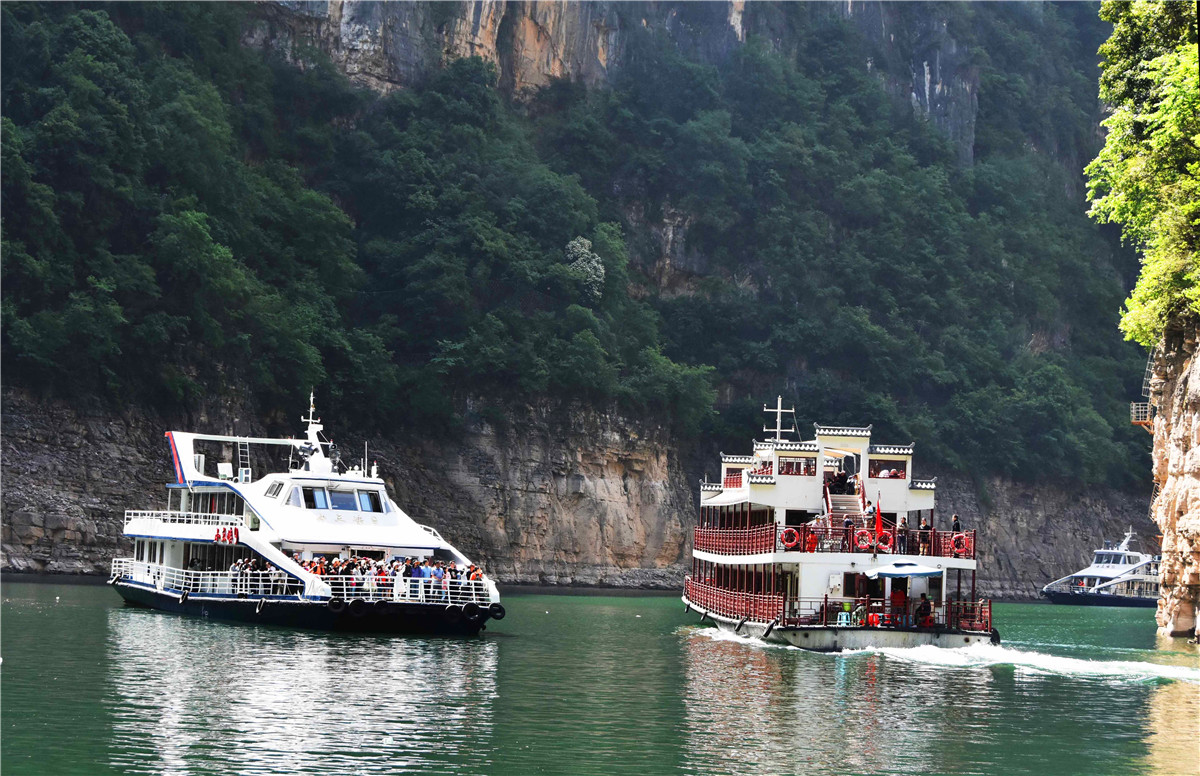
695,398,964,561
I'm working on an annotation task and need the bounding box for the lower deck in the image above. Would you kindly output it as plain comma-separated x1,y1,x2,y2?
693,604,999,652
113,579,495,634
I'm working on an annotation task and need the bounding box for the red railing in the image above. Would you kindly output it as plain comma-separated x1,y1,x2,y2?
684,577,784,623
780,525,976,559
694,525,776,555
723,472,743,489
694,524,977,559
779,596,992,632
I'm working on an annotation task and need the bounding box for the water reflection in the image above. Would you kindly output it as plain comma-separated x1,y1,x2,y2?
105,608,498,775
679,631,1000,775
1143,635,1200,775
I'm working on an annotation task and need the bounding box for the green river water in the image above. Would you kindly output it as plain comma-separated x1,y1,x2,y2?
2,580,1197,776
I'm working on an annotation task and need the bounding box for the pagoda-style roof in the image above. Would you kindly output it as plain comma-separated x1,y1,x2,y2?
721,454,755,464
754,440,819,452
909,477,937,490
869,443,915,455
747,473,776,485
814,423,873,437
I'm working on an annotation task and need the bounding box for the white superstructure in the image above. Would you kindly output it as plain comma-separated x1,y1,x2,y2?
111,395,501,632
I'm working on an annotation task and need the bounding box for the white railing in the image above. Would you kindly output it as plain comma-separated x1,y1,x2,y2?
124,510,244,529
111,558,300,596
111,559,494,605
320,576,492,605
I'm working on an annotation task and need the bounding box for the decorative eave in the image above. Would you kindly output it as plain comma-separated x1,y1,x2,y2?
757,440,818,452
700,482,722,492
747,474,776,485
721,454,755,464
869,443,915,455
814,423,872,437
909,477,937,490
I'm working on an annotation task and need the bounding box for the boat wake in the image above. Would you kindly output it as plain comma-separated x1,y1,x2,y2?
852,642,1200,684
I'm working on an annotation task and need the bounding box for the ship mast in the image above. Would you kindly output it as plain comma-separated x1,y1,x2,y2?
763,395,796,441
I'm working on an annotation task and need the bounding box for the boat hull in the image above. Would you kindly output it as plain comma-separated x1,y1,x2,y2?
690,603,998,652
113,580,493,635
1041,590,1158,608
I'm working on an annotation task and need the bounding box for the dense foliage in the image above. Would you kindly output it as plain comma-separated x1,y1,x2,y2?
1,3,1149,484
1086,1,1199,346
529,4,1146,483
1,3,713,431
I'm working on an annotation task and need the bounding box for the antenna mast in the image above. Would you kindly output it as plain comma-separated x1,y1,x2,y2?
763,395,797,441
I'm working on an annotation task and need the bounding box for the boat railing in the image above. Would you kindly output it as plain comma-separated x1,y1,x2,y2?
694,525,976,559
111,558,303,596
684,577,784,623
124,510,243,529
694,525,776,555
319,576,491,605
683,585,992,632
111,560,494,605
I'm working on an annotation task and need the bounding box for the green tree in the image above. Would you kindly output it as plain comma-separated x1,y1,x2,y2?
1087,1,1200,346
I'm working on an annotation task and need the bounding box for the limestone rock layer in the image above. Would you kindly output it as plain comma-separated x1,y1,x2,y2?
1149,323,1200,637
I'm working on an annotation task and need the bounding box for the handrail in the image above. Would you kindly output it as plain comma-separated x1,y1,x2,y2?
723,471,744,489
111,559,495,605
694,525,776,555
684,578,992,632
124,510,243,529
320,575,490,605
683,577,784,623
112,558,302,595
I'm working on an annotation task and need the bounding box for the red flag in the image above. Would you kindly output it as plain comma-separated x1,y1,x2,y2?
875,500,883,538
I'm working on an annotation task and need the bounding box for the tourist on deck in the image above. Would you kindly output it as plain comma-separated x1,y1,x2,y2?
951,514,962,533
918,517,931,556
432,562,446,602
915,593,933,626
896,514,909,553
842,515,855,551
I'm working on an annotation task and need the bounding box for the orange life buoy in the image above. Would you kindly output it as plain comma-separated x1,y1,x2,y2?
855,529,873,550
951,533,968,553
781,527,800,549
876,530,894,551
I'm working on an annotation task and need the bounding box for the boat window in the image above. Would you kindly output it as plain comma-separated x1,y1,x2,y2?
328,490,359,511
287,488,303,507
135,540,144,562
302,487,329,509
358,491,383,512
265,481,284,499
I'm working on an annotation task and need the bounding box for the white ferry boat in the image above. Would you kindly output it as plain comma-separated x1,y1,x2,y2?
1041,529,1160,608
110,395,503,634
682,397,999,651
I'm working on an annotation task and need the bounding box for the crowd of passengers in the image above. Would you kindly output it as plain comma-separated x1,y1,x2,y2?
187,554,487,600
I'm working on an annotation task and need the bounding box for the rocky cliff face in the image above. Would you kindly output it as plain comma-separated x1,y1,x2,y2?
1,390,691,586
1148,322,1200,637
248,1,978,161
3,388,1151,597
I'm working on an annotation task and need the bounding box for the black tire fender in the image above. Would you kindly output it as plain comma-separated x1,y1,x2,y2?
348,598,368,617
444,605,463,623
463,602,482,621
327,597,347,615
488,602,506,621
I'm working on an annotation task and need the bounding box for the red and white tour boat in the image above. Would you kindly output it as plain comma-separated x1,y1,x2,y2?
683,397,999,651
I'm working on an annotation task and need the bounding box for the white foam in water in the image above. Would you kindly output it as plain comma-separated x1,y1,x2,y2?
685,628,1200,683
858,642,1200,684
